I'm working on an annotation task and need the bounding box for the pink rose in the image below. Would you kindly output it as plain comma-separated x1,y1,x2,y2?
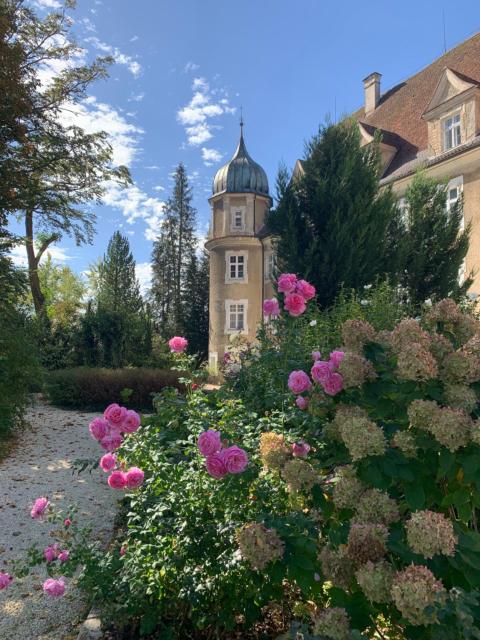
295,396,309,410
123,410,141,433
311,361,333,385
284,293,306,317
104,404,128,428
89,417,109,441
58,550,69,564
323,372,344,396
100,432,123,452
0,572,13,590
100,453,117,472
107,470,127,490
263,298,280,317
125,467,145,489
30,497,49,520
43,577,66,597
168,336,188,353
205,452,228,479
292,441,311,457
120,546,127,557
198,430,222,456
44,545,57,563
329,350,345,369
64,518,72,527
288,370,312,394
311,351,322,361
296,279,316,301
221,446,249,474
277,273,298,294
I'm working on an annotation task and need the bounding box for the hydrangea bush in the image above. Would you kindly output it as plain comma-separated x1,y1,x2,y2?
2,280,480,639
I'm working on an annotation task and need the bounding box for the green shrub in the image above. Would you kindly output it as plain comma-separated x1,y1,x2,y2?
44,367,182,411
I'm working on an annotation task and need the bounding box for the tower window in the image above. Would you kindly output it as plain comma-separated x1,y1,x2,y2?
443,112,461,151
225,299,248,334
225,251,248,283
230,206,246,231
264,252,275,280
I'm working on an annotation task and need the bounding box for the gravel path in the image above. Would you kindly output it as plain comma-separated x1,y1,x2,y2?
0,397,118,640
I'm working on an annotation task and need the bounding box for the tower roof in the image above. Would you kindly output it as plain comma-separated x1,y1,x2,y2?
212,123,269,197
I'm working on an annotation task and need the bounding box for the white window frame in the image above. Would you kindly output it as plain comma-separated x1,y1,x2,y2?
225,250,248,283
230,206,246,232
446,175,464,230
443,111,461,151
225,299,248,335
264,251,275,281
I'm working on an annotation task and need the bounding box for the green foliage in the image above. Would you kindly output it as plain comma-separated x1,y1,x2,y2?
400,172,472,307
34,254,86,324
43,367,182,411
181,251,209,358
268,120,403,307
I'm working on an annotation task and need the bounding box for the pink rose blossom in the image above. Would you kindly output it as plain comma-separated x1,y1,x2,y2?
295,396,309,410
311,361,334,385
123,410,141,433
107,470,128,490
277,273,298,294
205,452,228,479
89,417,109,441
296,279,316,301
100,432,123,452
120,546,127,557
323,372,344,396
58,550,69,564
100,453,117,472
221,446,249,474
0,572,13,590
288,370,312,394
198,430,223,456
292,441,311,457
43,577,66,597
329,350,345,369
263,298,280,317
44,545,57,563
168,336,188,353
284,293,306,317
125,467,145,489
30,497,49,520
103,404,128,428
311,351,322,361
64,518,72,527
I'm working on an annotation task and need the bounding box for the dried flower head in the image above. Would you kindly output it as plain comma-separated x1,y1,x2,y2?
444,384,478,413
408,399,439,431
426,298,462,326
392,430,417,458
313,607,350,640
430,407,471,452
319,545,354,590
356,560,394,603
391,564,445,626
406,510,457,558
259,432,290,470
338,416,386,462
332,466,365,510
341,319,376,354
236,523,284,570
429,332,454,363
390,319,431,352
354,488,400,526
338,352,376,388
347,523,389,566
396,342,438,381
281,459,319,494
440,350,477,384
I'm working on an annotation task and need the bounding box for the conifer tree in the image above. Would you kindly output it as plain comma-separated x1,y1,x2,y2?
268,119,403,307
400,172,471,307
182,251,209,357
98,232,142,313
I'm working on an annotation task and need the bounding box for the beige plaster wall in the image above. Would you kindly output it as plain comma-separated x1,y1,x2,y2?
463,168,480,295
427,97,478,156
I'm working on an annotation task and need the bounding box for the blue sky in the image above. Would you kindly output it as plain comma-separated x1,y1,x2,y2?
10,0,480,290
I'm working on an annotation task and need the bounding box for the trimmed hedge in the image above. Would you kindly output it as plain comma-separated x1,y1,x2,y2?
44,367,182,411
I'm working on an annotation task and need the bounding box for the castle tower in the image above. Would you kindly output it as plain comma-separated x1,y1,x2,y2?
205,122,274,375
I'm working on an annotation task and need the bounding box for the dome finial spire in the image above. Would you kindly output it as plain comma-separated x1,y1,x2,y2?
240,106,244,138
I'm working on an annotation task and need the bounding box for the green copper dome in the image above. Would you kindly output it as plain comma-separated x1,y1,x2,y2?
212,127,269,197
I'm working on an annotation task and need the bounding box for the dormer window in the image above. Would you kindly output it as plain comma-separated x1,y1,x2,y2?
230,206,246,232
443,112,461,151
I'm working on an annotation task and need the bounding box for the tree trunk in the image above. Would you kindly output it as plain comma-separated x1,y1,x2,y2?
25,208,46,316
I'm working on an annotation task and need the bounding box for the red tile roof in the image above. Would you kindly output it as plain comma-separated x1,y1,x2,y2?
353,32,480,178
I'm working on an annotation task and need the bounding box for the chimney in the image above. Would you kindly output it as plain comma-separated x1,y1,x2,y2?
363,72,382,114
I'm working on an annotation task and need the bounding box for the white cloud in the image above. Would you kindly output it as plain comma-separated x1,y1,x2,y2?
153,185,165,191
201,147,223,166
136,262,152,294
103,183,165,241
145,165,160,170
80,17,96,33
129,92,145,102
33,0,62,8
10,244,72,267
177,76,235,146
184,61,200,73
130,35,139,42
85,37,142,77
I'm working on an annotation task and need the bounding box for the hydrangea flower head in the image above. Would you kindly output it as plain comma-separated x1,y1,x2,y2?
236,523,284,570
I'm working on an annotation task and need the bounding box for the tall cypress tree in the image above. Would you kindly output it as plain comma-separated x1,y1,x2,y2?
268,119,403,307
182,251,209,357
401,172,471,307
151,163,197,335
98,231,142,313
